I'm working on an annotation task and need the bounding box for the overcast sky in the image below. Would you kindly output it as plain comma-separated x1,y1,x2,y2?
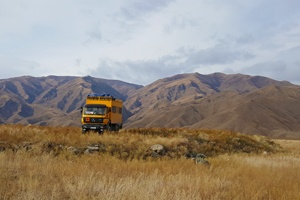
1,0,300,85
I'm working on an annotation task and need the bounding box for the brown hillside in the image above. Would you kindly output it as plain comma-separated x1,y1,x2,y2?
124,73,292,116
0,76,141,126
124,73,300,139
0,73,299,139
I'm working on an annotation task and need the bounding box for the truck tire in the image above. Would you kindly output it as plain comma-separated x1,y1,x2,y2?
114,124,119,132
106,123,112,132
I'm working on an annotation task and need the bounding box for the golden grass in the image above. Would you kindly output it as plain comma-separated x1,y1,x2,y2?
0,125,282,158
0,125,299,199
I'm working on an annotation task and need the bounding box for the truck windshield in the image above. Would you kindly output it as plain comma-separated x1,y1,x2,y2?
83,107,106,115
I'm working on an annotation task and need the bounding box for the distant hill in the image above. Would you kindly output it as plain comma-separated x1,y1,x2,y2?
0,76,142,126
124,73,300,139
1,73,300,139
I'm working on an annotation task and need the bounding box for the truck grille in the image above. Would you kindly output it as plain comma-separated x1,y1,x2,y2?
84,117,103,123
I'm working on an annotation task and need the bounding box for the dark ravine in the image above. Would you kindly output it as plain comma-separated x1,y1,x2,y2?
0,73,300,139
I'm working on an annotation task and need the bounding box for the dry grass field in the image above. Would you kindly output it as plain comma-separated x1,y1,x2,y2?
0,125,300,200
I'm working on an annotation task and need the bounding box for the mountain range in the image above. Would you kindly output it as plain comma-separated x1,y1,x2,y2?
1,73,300,139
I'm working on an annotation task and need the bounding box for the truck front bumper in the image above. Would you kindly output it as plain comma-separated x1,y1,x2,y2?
82,124,105,132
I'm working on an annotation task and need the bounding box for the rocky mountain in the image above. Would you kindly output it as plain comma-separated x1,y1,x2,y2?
0,73,300,139
0,75,142,126
124,73,300,139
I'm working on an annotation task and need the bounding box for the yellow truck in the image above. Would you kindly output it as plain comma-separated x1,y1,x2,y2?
81,94,123,134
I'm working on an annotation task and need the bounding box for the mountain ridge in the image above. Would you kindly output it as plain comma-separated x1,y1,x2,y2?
0,73,299,139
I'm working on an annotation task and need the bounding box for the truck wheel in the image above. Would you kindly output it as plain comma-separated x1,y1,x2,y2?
106,123,112,132
114,125,119,132
98,130,104,135
82,129,87,134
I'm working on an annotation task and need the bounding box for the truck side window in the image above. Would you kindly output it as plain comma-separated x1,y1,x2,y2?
112,106,116,113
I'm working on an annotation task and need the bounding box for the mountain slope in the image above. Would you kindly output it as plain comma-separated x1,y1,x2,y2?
0,73,299,139
0,76,142,126
124,73,300,139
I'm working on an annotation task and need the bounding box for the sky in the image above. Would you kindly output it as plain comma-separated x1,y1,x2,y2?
0,0,300,86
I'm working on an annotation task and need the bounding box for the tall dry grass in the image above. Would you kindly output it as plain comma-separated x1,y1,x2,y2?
0,125,299,199
0,125,281,159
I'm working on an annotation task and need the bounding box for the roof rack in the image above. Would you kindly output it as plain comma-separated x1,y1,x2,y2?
87,93,116,100
88,93,112,97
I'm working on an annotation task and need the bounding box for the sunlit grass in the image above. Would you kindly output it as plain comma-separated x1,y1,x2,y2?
0,125,281,159
0,125,299,199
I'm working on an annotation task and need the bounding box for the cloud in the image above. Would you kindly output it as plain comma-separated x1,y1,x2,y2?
90,55,187,85
84,26,102,44
241,61,286,75
107,0,176,43
183,46,255,66
240,60,300,84
1,0,300,86
90,41,255,85
0,54,40,79
164,16,198,34
117,0,176,21
281,45,300,61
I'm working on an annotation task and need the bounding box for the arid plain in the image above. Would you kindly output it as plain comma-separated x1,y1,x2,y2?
1,125,300,200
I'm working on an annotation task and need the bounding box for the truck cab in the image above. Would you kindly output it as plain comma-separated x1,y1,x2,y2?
81,94,122,134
